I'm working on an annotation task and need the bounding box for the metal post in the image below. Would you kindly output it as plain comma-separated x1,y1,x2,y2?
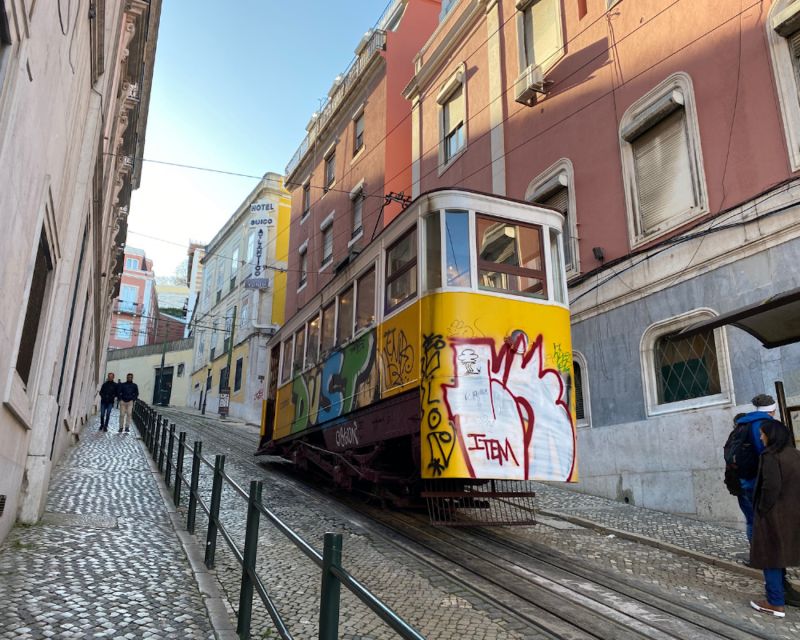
158,421,167,473
165,424,176,487
775,380,796,445
153,417,162,461
187,441,203,534
174,432,187,507
205,455,225,569
237,480,262,639
318,532,343,640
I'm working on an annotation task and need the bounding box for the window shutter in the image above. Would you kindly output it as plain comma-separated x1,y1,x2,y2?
539,186,572,268
790,29,800,58
573,360,585,421
632,109,695,236
445,85,464,133
532,0,561,68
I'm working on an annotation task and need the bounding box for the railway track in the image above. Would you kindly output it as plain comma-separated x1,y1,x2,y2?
154,409,776,640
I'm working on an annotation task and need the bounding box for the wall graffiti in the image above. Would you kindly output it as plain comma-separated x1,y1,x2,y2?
422,333,455,476
381,328,415,389
441,333,575,481
289,330,378,433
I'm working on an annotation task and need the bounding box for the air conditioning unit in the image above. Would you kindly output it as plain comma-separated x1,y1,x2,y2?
515,65,546,106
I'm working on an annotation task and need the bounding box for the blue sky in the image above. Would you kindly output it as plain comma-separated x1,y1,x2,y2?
128,0,393,276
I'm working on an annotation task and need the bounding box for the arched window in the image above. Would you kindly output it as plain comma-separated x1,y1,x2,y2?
572,351,591,427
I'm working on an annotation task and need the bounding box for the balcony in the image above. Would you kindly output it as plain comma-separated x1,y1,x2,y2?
115,300,140,314
285,29,386,179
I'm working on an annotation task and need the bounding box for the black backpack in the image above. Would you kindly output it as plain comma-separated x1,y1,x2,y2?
723,420,760,494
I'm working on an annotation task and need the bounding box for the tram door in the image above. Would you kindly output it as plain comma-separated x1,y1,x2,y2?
263,345,280,440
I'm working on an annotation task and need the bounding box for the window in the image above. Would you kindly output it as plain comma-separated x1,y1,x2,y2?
234,358,243,392
299,245,308,287
445,210,470,287
385,227,417,312
641,309,733,415
321,225,333,267
203,266,213,306
356,268,376,331
442,84,465,164
307,314,320,366
440,0,459,20
281,337,294,383
353,112,365,155
476,215,546,299
16,229,54,384
351,190,364,239
768,1,800,171
324,150,336,191
219,365,230,391
527,159,578,275
517,0,564,73
321,302,336,354
549,229,567,305
210,320,218,360
125,257,139,270
337,286,354,345
177,363,185,378
115,320,133,341
293,326,306,373
620,73,706,245
240,299,250,329
572,352,590,427
119,285,138,313
424,213,442,291
223,308,234,352
302,182,311,219
230,246,239,289
247,233,256,263
216,257,225,302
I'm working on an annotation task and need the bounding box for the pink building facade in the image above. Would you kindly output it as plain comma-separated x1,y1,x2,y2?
108,248,159,350
283,0,442,312
398,0,800,523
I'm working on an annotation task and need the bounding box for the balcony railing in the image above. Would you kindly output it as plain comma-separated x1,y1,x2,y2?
285,29,386,179
115,300,140,314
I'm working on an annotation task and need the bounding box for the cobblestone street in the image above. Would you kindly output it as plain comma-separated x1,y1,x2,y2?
0,411,224,640
155,406,800,639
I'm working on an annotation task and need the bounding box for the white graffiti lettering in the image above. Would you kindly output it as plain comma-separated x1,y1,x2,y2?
334,424,360,449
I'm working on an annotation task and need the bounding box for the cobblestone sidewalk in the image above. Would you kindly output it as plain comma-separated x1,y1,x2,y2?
0,411,230,639
532,481,800,581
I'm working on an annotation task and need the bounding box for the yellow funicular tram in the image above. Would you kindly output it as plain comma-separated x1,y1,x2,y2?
258,188,577,524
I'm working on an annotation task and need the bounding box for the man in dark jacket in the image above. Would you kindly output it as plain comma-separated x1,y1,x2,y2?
734,394,777,541
98,373,117,432
117,373,139,433
750,420,800,616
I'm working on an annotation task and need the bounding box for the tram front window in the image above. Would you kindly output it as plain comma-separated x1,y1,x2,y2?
445,210,470,287
386,227,417,312
476,215,546,299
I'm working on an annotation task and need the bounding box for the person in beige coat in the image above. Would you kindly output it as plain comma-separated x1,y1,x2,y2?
750,420,800,617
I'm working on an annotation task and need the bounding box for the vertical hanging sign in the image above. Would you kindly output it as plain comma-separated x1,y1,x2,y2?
245,200,275,289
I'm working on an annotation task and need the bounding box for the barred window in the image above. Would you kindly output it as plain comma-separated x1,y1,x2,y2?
654,330,721,405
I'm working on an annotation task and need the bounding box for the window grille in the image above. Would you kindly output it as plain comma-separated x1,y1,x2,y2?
654,329,721,404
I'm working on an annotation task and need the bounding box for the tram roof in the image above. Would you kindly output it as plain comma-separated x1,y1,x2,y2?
678,286,800,349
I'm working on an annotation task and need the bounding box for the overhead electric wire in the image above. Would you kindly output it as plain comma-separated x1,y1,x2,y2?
122,0,763,308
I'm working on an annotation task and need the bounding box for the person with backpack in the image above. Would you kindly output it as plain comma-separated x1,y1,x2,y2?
724,394,778,542
97,372,118,432
749,419,800,616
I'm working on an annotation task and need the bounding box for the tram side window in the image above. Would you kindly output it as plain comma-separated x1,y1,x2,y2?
424,213,441,291
356,268,376,331
445,210,470,287
337,286,354,345
385,227,417,312
549,228,566,304
307,314,320,367
280,337,294,384
293,327,306,374
476,215,547,299
321,302,336,355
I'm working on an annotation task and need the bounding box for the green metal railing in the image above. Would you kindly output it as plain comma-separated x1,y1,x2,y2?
132,400,425,640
